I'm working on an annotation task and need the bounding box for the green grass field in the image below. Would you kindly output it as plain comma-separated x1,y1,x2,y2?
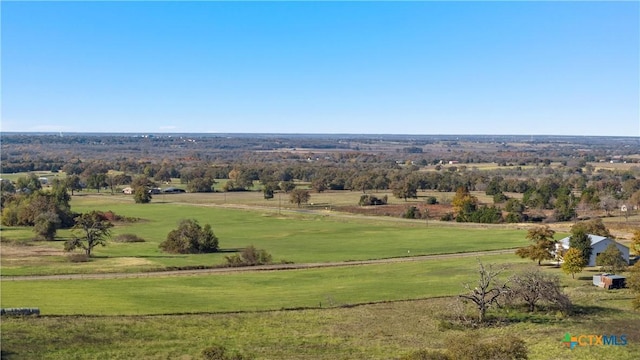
1,196,531,276
2,283,639,359
1,254,528,315
2,184,639,360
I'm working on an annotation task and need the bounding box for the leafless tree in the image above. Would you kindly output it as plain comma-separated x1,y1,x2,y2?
508,267,571,313
459,260,509,323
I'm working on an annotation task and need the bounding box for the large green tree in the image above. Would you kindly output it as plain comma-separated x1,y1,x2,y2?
85,173,107,193
289,189,310,207
159,219,219,254
515,226,556,265
64,175,83,195
561,248,585,279
132,176,156,203
569,228,592,266
595,243,628,274
33,211,61,241
64,211,113,257
391,179,418,201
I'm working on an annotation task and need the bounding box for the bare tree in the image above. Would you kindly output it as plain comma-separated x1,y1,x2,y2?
459,260,509,323
600,196,617,216
508,267,571,313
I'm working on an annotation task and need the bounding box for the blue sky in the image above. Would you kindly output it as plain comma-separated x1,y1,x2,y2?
2,1,638,136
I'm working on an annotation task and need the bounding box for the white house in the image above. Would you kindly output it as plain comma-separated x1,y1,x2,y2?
558,234,629,267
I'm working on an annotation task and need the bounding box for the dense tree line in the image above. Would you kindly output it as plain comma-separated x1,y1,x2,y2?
2,134,639,225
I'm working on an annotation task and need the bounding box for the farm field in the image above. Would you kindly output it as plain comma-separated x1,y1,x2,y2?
2,270,639,359
1,254,526,315
1,195,532,276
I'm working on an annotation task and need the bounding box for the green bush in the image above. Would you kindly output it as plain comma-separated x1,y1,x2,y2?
359,194,388,206
113,234,146,243
403,206,421,219
425,196,438,205
225,245,272,267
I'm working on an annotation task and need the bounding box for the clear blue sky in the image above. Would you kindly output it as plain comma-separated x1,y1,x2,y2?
2,1,638,136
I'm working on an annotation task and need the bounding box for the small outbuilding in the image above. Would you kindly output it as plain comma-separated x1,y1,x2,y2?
593,274,626,289
558,234,629,267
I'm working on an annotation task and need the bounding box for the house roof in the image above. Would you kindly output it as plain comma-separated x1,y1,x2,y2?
559,234,627,249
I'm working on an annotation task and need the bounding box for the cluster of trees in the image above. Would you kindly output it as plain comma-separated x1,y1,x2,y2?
1,176,76,240
460,261,571,323
450,187,502,223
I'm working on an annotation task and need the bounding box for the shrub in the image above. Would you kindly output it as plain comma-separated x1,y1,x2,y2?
113,234,146,243
225,246,272,267
440,212,454,221
359,194,388,206
403,206,422,219
102,211,139,223
505,212,523,223
67,253,90,263
425,196,438,205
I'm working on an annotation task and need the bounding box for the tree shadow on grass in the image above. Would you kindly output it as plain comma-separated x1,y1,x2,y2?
90,255,186,259
570,304,616,317
217,248,242,253
577,276,595,281
1,350,17,360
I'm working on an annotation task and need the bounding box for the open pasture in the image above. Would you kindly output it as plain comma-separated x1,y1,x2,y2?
1,196,530,275
1,254,529,316
2,271,639,359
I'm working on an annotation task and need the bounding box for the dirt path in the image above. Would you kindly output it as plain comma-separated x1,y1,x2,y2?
1,249,516,281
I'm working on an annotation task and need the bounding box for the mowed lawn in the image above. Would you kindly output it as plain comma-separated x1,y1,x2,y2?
1,254,529,315
1,196,531,275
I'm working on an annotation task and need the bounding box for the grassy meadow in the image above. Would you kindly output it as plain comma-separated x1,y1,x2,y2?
1,254,527,315
2,182,639,360
2,276,639,359
1,195,531,276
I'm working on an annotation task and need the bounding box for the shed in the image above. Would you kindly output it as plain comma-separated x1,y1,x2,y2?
558,234,629,267
592,275,603,287
601,274,626,289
